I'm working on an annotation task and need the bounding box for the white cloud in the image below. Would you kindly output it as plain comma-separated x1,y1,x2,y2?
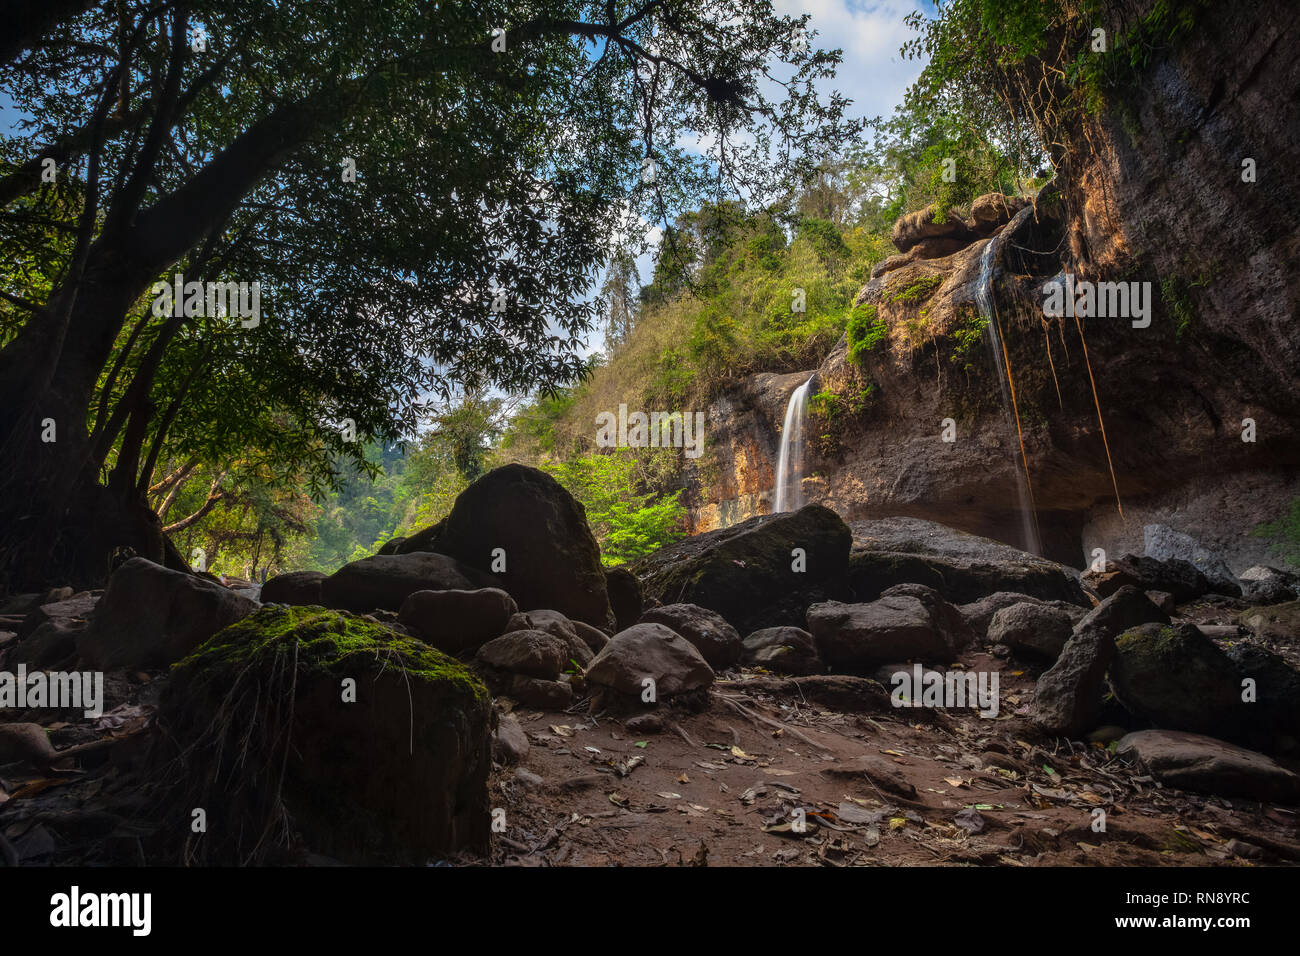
776,0,930,123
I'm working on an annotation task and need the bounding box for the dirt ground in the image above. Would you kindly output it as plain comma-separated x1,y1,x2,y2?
486,649,1300,868
3,599,1297,868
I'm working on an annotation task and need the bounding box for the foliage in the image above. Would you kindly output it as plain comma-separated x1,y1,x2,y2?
1253,499,1300,570
846,303,888,365
887,273,945,305
539,453,686,565
0,0,864,586
951,309,990,371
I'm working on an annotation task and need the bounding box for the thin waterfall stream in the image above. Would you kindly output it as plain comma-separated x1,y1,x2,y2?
975,219,1042,555
773,375,813,513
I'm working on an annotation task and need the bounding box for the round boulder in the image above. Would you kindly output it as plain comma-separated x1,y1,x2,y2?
987,602,1076,661
398,587,516,654
475,629,569,680
435,465,614,630
77,557,258,669
321,552,500,613
260,570,326,606
639,603,742,670
585,623,714,709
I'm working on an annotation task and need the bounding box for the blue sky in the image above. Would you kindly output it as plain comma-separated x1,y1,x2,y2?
779,0,933,122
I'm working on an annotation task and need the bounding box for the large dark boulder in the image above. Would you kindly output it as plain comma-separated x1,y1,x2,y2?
1116,730,1300,802
584,622,714,711
958,591,1050,638
1109,623,1243,735
846,517,1088,605
988,602,1077,661
435,465,614,630
1031,586,1167,737
260,570,326,606
390,518,447,555
640,603,742,670
397,587,516,654
604,566,643,632
321,552,499,613
1224,642,1300,747
807,593,957,672
630,504,852,633
77,558,258,669
155,606,492,864
475,630,569,680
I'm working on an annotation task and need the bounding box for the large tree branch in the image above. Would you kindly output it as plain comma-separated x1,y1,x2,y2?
149,458,196,497
1,0,100,66
162,470,227,533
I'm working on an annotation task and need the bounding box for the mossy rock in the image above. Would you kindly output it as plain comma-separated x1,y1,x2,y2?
886,273,944,305
1239,601,1300,642
1109,623,1242,736
846,303,888,365
156,605,492,865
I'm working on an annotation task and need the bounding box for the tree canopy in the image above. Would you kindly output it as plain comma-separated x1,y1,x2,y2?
0,0,863,588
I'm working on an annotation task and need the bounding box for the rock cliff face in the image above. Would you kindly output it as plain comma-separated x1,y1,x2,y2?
683,0,1300,569
678,372,794,532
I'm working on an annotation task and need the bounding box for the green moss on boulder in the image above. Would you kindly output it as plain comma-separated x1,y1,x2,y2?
1109,622,1242,735
157,605,492,865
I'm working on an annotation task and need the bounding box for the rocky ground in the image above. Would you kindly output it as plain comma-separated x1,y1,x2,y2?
1,464,1298,867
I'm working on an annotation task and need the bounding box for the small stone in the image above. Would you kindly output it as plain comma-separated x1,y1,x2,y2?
1145,590,1176,614
513,768,544,788
1086,725,1128,745
1224,838,1263,859
492,713,530,764
624,713,664,735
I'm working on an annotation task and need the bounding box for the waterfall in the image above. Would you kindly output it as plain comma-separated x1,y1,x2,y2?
975,219,1042,555
773,375,813,513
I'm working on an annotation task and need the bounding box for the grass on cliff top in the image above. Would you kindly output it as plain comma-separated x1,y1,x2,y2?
886,272,945,305
501,219,892,467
